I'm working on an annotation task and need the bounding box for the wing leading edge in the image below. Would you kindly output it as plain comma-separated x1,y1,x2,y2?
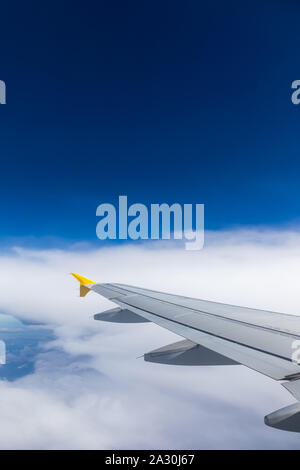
71,273,300,432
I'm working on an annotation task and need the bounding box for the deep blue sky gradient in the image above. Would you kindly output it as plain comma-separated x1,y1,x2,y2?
1,1,300,243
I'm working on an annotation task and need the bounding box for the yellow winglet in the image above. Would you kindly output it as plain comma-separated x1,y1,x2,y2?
71,273,96,285
71,273,96,297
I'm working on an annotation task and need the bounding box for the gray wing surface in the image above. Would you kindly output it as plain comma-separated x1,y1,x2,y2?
92,283,300,381
79,278,300,432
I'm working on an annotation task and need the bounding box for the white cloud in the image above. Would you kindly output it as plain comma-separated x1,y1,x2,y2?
0,229,300,448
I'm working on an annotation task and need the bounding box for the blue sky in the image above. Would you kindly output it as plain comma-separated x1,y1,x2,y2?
1,1,300,243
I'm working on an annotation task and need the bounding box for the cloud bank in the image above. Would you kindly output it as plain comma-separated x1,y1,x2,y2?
1,229,300,449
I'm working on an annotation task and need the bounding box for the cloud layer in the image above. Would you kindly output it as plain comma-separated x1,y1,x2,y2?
1,229,300,449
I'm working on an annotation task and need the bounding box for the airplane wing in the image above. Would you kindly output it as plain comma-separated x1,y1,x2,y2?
71,273,300,433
